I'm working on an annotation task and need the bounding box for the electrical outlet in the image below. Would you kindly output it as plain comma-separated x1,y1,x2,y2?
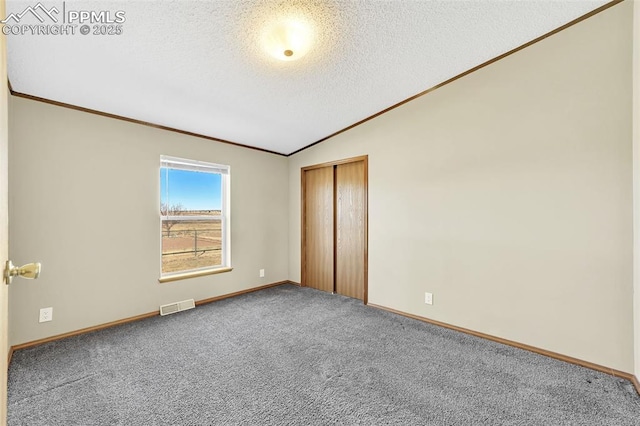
39,307,53,323
424,292,433,305
259,269,265,278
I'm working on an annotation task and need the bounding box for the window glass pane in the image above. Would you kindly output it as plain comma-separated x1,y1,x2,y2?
160,158,229,277
160,168,222,215
161,219,222,274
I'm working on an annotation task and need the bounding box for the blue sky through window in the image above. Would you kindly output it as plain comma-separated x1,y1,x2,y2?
160,168,222,211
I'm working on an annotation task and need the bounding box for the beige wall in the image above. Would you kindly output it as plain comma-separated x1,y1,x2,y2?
289,2,634,372
634,0,640,379
8,97,289,346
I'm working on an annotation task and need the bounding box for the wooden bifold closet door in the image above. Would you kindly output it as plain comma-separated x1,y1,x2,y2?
303,166,334,293
302,156,367,302
335,161,365,300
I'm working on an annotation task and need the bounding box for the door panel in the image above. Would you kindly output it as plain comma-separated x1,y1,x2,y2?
1,0,10,421
303,167,334,293
335,161,365,300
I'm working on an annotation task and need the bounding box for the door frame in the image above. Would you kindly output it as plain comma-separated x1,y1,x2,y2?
301,155,368,304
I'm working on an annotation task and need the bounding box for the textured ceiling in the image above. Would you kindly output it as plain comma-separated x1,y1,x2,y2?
5,0,610,155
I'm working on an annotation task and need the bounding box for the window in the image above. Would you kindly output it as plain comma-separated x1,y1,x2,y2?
160,156,230,280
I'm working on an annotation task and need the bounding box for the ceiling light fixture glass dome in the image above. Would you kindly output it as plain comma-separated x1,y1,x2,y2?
262,19,314,61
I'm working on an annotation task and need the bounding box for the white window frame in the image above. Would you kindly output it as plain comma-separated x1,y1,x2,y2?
159,155,231,282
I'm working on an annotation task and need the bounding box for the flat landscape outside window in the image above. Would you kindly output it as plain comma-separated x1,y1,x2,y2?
160,156,230,278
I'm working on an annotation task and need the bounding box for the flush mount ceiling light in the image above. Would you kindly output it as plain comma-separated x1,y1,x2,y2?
242,1,340,67
262,19,315,61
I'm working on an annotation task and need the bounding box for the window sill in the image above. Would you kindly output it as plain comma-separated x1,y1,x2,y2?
158,267,233,283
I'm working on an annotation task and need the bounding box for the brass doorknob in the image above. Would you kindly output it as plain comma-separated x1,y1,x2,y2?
4,260,41,285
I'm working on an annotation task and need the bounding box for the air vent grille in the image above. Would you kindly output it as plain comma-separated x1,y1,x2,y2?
160,299,195,316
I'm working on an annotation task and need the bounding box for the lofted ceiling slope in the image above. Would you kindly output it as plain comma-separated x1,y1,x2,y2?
5,0,612,155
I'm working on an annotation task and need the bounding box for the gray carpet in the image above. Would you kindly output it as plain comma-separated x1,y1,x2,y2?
8,284,640,425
